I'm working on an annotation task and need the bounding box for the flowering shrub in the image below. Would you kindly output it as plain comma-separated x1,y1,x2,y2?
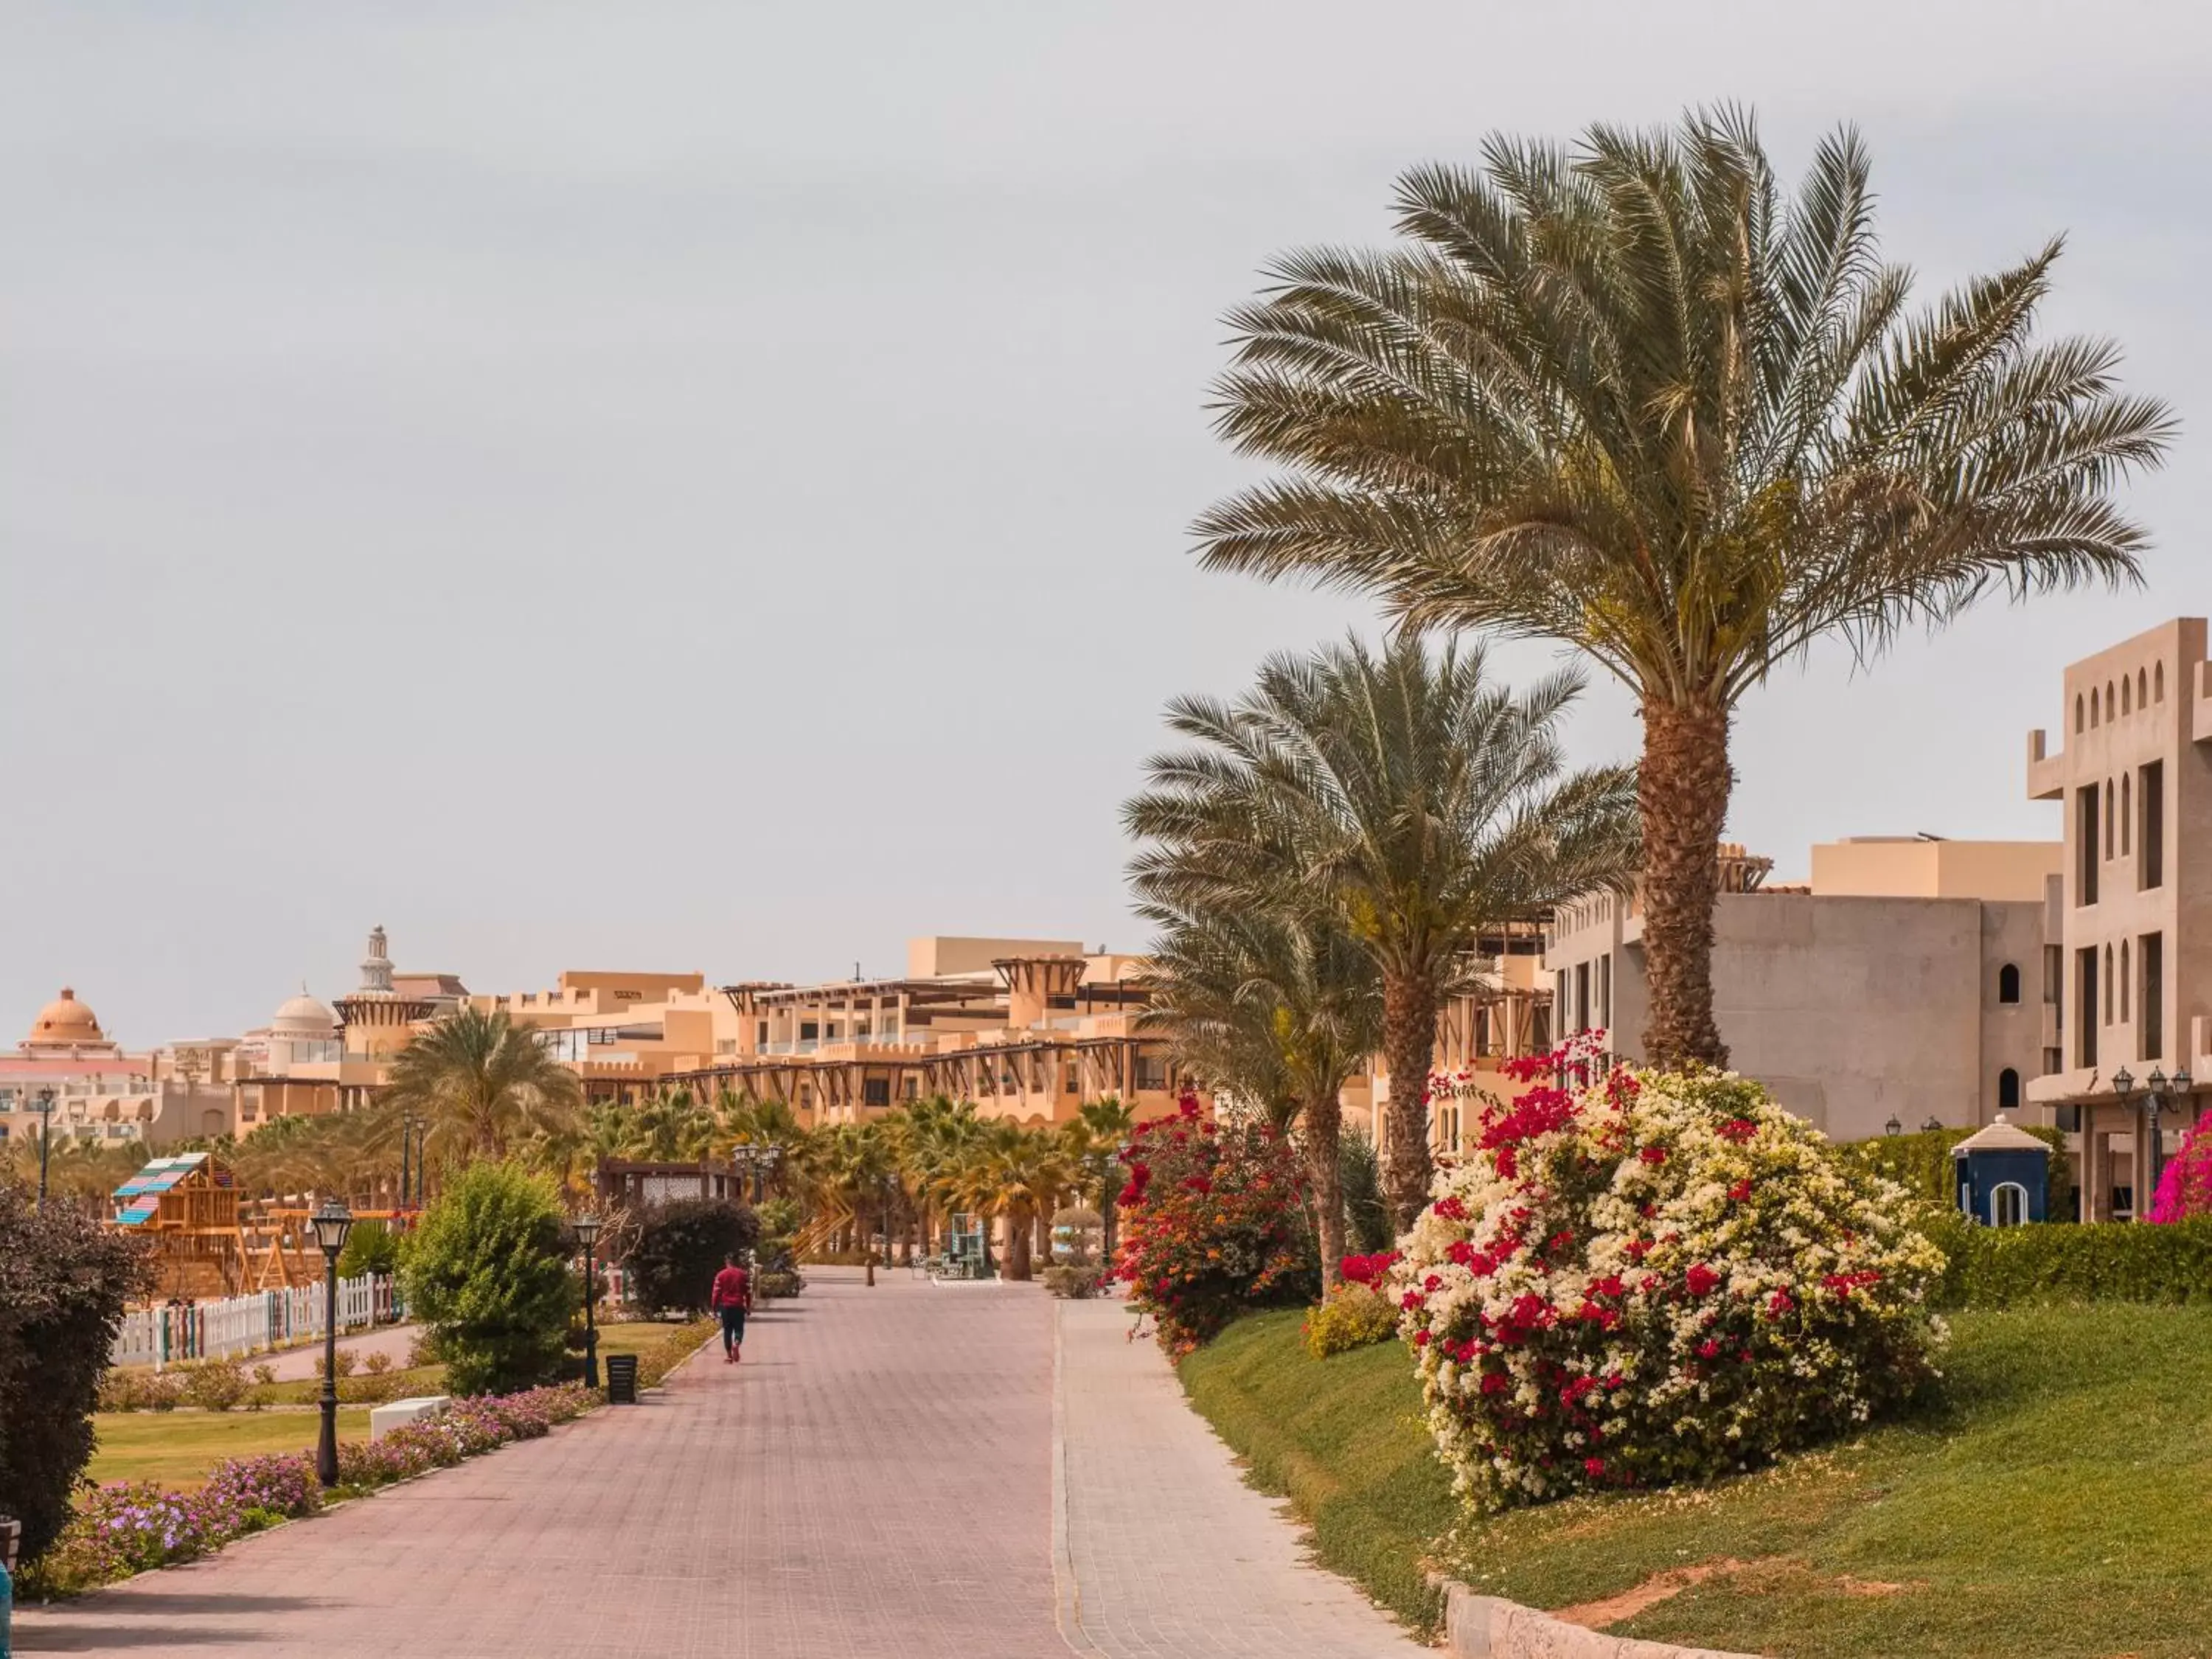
334,1384,594,1487
1303,1282,1400,1357
2149,1107,2212,1222
1399,1037,1945,1509
1339,1251,1402,1287
1116,1085,1317,1354
201,1452,322,1520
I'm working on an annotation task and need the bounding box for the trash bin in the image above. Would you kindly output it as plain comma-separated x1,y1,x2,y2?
605,1353,639,1405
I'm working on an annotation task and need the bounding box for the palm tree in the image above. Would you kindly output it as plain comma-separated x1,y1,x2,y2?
1127,633,1638,1226
1194,109,2174,1068
948,1121,1071,1281
1138,900,1380,1284
1060,1095,1135,1262
381,1006,585,1164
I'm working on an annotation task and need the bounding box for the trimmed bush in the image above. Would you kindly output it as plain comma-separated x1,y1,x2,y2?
1404,1040,1944,1509
0,1175,150,1560
1041,1265,1105,1299
754,1268,805,1301
1303,1282,1399,1357
176,1357,250,1412
623,1197,761,1316
1841,1124,2069,1212
1926,1208,2212,1308
401,1163,576,1395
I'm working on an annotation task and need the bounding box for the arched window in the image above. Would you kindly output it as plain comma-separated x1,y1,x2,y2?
1992,1181,2028,1227
2106,779,2116,856
2121,939,2131,1020
2138,667,2148,709
2124,676,2132,714
1998,963,2022,1004
2076,694,2087,732
2157,661,2166,702
2107,681,2117,720
2123,773,2132,855
1999,1067,2021,1110
2104,944,2115,1023
2092,692,2101,728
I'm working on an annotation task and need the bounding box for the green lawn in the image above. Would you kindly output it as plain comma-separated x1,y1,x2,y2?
247,1320,688,1405
1178,1304,2212,1658
89,1408,375,1488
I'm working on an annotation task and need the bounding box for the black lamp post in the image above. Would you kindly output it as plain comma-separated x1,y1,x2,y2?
573,1213,601,1389
399,1116,422,1208
34,1088,56,1208
310,1200,354,1487
1921,1116,1944,1133
2143,1067,2188,1206
1883,1115,1902,1138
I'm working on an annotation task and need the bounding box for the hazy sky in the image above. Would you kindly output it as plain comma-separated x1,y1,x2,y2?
6,2,2211,1045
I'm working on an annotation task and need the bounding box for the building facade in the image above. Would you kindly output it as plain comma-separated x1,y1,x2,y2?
2025,616,2211,1220
1544,838,2059,1144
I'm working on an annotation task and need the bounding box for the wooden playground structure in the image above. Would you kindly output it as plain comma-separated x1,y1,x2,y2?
110,1152,412,1302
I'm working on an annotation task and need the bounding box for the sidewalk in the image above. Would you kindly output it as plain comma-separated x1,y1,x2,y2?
254,1322,420,1382
1054,1297,1429,1657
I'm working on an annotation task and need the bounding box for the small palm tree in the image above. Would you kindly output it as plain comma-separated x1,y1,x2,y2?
1060,1095,1135,1262
1194,109,2175,1068
382,1006,585,1164
1127,633,1638,1225
1139,900,1381,1283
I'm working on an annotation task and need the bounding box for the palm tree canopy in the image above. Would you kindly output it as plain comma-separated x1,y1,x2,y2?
1194,110,2174,703
381,1006,584,1163
1125,630,1638,990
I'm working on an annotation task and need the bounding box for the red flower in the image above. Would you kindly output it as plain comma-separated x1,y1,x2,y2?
1727,1179,1753,1203
1766,1289,1794,1318
1717,1118,1759,1144
1638,1145,1668,1166
1697,1338,1721,1360
1583,1456,1607,1478
1685,1263,1722,1298
1479,1371,1510,1396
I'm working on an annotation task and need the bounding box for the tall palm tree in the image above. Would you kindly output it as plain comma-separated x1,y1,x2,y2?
1138,899,1381,1285
1060,1095,1135,1262
381,1006,585,1164
948,1120,1071,1281
1127,633,1638,1226
1194,109,2174,1068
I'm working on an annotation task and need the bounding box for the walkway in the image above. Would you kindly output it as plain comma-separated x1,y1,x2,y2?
255,1322,420,1382
18,1272,1431,1657
1055,1298,1427,1658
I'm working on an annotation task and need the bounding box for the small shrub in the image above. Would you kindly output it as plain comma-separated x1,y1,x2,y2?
756,1197,804,1239
336,1217,401,1280
1116,1084,1318,1354
1041,1266,1104,1300
177,1357,249,1412
97,1368,184,1413
363,1349,392,1375
754,1268,804,1301
251,1363,277,1385
1303,1282,1398,1357
624,1199,762,1316
407,1330,442,1369
318,1348,361,1381
1338,1127,1395,1256
400,1162,576,1396
337,1371,407,1405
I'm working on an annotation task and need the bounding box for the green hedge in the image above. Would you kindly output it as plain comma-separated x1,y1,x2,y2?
1924,1211,2212,1309
1840,1124,2070,1210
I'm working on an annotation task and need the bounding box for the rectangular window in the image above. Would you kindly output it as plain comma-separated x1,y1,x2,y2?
1133,1051,1169,1091
800,1021,818,1042
2140,762,2164,890
2077,947,2098,1068
2077,786,2099,905
1475,1005,1494,1058
902,1076,918,1101
1530,1004,1551,1052
1574,963,1591,1034
756,1020,768,1046
862,1077,891,1107
2043,945,2062,1006
2141,933,2163,1061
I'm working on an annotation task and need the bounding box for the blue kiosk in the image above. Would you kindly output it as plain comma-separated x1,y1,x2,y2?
1952,1116,2051,1226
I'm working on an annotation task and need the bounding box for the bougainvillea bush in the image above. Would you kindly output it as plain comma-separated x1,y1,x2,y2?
1398,1036,1946,1510
2148,1107,2212,1222
1116,1085,1317,1354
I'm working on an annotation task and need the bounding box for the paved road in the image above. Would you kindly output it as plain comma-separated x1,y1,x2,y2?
1056,1298,1427,1658
18,1270,1429,1657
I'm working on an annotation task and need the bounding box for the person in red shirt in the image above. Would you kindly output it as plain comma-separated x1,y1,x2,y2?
710,1253,752,1364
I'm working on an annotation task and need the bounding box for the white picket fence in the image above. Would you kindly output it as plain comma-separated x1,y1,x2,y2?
112,1273,400,1371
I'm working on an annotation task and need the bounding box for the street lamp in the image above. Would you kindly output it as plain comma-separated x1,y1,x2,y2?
34,1088,56,1208
572,1213,602,1390
1921,1116,1944,1133
309,1200,354,1488
399,1116,423,1209
1883,1116,1902,1137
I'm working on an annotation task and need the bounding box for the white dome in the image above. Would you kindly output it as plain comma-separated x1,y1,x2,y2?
271,987,338,1038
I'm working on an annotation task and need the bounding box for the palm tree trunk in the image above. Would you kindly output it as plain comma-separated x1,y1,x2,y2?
1639,698,1732,1070
1007,1208,1032,1281
1382,975,1438,1230
1305,1093,1346,1291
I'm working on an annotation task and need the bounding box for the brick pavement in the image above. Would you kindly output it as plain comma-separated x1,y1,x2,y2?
256,1323,420,1382
1052,1297,1430,1658
16,1269,1065,1658
18,1271,1436,1657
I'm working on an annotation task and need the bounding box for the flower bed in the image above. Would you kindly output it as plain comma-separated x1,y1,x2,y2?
1399,1037,1945,1510
21,1384,595,1597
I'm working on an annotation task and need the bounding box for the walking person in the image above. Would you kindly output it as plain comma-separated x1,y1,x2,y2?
711,1252,752,1364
